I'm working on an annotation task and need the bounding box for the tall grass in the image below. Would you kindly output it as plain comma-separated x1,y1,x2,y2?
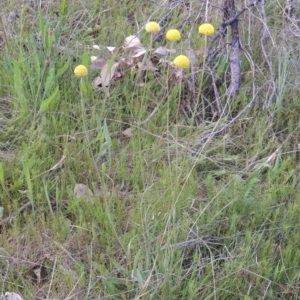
1,0,300,299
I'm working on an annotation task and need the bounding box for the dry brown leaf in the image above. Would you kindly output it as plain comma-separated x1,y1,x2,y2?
115,71,122,78
122,127,133,137
92,76,102,88
100,62,120,87
153,46,176,56
187,46,198,67
124,35,144,51
174,68,184,80
137,61,158,71
120,57,134,67
158,58,168,64
74,184,94,203
90,56,98,63
90,56,108,70
107,46,116,53
8,11,18,22
131,49,147,58
153,46,169,56
5,292,24,300
33,266,42,284
123,35,147,61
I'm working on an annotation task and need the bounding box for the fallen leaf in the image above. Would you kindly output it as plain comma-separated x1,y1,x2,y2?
107,46,116,53
137,61,158,71
92,76,102,88
187,46,198,67
90,56,98,63
158,58,169,64
120,57,134,68
124,35,145,52
33,266,42,284
8,11,18,22
5,292,24,300
74,184,94,203
114,71,122,78
153,46,169,56
90,56,108,70
174,68,184,80
122,127,132,137
100,61,120,87
153,46,176,56
131,49,147,58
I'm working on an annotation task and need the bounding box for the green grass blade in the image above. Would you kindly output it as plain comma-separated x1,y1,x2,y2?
39,85,59,113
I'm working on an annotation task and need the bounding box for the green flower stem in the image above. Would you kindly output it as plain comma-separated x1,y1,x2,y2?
80,78,89,142
192,35,208,124
175,77,182,167
137,34,153,122
176,76,182,123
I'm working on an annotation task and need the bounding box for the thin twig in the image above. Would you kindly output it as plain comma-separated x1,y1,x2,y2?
259,0,277,109
0,201,32,226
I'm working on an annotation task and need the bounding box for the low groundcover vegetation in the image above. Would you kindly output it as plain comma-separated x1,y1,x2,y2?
1,0,300,299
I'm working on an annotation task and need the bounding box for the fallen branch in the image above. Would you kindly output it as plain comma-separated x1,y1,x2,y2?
207,0,262,62
206,0,262,97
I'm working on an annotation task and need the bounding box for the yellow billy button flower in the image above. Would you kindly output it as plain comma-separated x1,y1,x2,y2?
74,65,88,78
198,23,215,36
145,21,161,33
166,29,181,42
173,55,190,69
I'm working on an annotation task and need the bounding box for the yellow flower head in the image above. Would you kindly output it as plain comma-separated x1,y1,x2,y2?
166,29,181,42
198,23,215,36
145,21,161,33
173,55,190,69
74,65,88,78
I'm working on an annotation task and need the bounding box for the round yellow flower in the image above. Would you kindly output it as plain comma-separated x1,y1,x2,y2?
145,21,161,33
74,65,88,78
173,55,190,69
166,29,181,42
198,23,215,36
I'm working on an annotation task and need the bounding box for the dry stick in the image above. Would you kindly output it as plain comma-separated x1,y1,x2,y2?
204,0,210,22
224,0,240,98
207,0,262,62
206,0,262,98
